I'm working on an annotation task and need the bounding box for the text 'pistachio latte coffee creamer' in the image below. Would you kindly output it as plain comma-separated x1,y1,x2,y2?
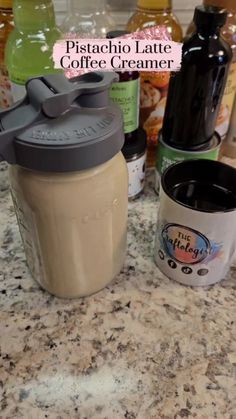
0,72,128,298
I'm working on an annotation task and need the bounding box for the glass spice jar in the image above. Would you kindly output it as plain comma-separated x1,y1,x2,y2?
122,128,147,199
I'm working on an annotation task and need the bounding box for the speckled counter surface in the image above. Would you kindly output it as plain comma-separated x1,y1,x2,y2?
0,170,236,419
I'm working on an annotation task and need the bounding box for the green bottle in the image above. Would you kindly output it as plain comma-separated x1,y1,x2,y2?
5,0,61,102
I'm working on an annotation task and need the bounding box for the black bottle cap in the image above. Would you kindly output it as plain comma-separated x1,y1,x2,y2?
194,5,227,28
106,30,130,39
122,128,147,160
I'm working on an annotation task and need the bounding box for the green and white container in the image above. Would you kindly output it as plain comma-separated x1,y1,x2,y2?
155,132,221,194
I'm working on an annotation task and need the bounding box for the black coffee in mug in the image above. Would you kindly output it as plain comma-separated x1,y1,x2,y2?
172,182,236,212
154,159,236,286
165,160,236,212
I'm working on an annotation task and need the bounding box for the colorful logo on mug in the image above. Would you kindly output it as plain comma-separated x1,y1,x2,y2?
162,224,211,265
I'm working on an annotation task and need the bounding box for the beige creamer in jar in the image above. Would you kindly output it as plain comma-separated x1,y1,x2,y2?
0,72,128,298
9,153,128,298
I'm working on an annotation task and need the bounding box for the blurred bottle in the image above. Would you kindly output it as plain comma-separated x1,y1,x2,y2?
61,0,115,38
127,0,182,167
0,0,13,108
187,0,236,139
106,0,136,30
5,0,61,102
221,94,236,164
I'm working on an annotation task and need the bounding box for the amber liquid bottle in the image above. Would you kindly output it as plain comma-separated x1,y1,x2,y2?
0,0,13,108
187,0,236,140
127,0,182,167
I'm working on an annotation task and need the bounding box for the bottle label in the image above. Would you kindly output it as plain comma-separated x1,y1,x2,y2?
10,82,26,103
0,67,13,108
127,153,146,198
140,71,170,146
216,62,236,138
109,78,140,134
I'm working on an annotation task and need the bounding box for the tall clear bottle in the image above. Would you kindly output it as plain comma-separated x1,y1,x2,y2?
5,0,61,102
0,0,13,108
127,0,182,167
61,0,115,38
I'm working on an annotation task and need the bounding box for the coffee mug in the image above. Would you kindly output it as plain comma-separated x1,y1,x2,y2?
154,159,236,286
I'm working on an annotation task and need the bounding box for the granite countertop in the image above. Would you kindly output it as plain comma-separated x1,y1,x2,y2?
0,169,236,419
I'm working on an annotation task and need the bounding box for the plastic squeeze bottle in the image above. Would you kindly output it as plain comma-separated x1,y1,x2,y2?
0,0,13,108
127,0,182,167
187,0,236,139
5,0,61,102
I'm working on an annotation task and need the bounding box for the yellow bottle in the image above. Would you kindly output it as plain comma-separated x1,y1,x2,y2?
127,0,182,167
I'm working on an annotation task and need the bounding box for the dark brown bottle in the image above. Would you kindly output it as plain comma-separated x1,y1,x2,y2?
107,30,140,143
162,6,232,149
187,0,236,140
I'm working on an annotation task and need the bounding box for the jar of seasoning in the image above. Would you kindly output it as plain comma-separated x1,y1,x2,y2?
106,30,140,143
0,72,128,298
122,128,147,200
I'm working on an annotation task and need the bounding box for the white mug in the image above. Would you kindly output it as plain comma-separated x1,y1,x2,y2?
154,159,236,286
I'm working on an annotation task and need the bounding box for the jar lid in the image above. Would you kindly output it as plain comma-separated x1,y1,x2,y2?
0,72,124,172
122,128,147,159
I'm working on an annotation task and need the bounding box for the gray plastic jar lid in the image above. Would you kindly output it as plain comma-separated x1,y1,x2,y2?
0,72,124,173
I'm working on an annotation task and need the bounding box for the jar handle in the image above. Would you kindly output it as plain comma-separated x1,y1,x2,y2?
39,72,118,117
